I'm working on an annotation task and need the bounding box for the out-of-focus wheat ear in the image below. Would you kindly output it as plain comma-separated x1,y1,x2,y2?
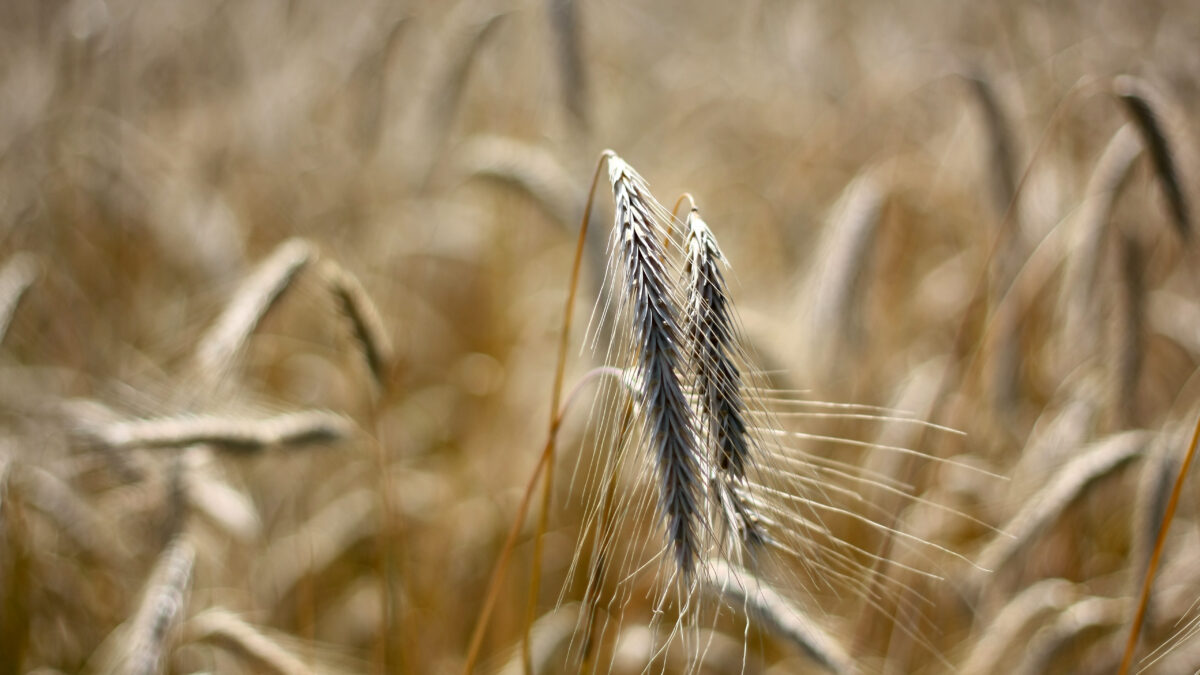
1104,230,1145,430
457,134,583,230
798,171,884,382
1061,124,1142,356
961,70,1020,218
86,410,355,454
607,153,703,577
496,604,579,675
974,430,1149,590
705,559,855,674
15,464,124,564
257,489,375,611
546,0,589,129
122,536,196,675
185,608,313,675
194,238,314,377
1130,436,1176,639
960,578,1075,675
0,454,31,671
1013,596,1124,675
317,260,394,389
1114,75,1194,240
0,253,37,346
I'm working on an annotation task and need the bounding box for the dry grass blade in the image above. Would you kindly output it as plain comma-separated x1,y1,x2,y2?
186,608,314,675
975,430,1150,582
1113,75,1194,240
318,260,394,389
704,558,854,675
607,153,703,576
121,536,196,675
960,578,1075,675
194,238,314,376
86,410,354,453
0,253,37,345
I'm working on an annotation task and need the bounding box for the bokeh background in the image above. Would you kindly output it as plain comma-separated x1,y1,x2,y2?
4,0,1200,673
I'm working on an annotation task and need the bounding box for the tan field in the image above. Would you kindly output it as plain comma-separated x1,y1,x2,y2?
3,1,1200,673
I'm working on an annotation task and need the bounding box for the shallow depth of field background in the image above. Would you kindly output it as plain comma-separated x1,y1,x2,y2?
4,1,1200,673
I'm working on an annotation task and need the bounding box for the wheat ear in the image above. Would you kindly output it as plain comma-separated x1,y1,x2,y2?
318,259,394,388
194,238,313,376
1113,75,1193,240
87,410,354,453
975,430,1149,583
683,207,764,549
0,253,37,346
608,153,703,576
705,559,854,674
186,608,313,675
123,536,195,675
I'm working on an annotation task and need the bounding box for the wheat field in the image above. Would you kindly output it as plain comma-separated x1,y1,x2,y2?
3,1,1200,673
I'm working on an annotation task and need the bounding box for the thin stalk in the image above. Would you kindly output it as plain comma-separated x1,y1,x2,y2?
1118,413,1200,674
464,150,613,674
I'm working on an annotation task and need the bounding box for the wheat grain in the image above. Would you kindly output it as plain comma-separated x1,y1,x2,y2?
86,410,354,453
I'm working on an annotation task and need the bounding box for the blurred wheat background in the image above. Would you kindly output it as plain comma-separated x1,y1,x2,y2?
4,0,1200,673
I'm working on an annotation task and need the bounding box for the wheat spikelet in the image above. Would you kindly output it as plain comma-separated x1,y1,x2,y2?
1113,75,1194,240
122,536,195,675
194,238,314,376
185,608,313,675
704,558,854,674
86,410,354,453
318,259,394,388
605,152,703,577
